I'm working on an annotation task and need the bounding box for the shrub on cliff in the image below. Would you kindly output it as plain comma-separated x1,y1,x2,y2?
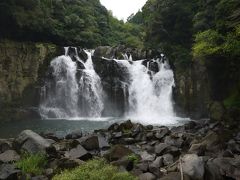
53,159,137,180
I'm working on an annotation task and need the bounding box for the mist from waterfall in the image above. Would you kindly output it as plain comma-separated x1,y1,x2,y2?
40,49,103,119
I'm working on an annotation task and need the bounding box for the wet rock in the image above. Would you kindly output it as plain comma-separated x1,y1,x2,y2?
164,136,184,148
162,154,174,166
65,145,92,161
78,49,88,62
119,120,134,131
108,123,120,132
104,145,133,161
181,154,204,180
0,164,21,180
65,130,82,139
14,130,53,154
145,125,153,131
78,135,99,150
140,151,156,162
155,128,170,140
139,172,156,180
132,124,145,137
155,143,170,155
0,150,20,163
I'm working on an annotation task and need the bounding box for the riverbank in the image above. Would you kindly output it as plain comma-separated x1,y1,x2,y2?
0,120,239,179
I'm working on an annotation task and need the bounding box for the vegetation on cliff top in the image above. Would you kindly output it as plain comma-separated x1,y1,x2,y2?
0,0,143,48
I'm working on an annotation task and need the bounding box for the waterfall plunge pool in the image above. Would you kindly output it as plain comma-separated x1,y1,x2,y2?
0,116,190,138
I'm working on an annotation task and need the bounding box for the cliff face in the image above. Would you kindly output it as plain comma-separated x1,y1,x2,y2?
173,56,240,122
0,40,59,121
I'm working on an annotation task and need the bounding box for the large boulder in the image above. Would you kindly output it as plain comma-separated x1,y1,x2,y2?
181,154,204,180
0,150,20,163
104,145,133,162
189,131,220,153
64,145,92,161
14,130,54,154
77,135,109,151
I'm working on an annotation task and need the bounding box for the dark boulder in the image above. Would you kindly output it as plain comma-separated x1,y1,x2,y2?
104,145,133,162
64,145,92,161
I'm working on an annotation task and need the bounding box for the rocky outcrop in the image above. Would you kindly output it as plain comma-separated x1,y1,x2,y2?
173,56,240,121
93,45,157,60
0,40,59,121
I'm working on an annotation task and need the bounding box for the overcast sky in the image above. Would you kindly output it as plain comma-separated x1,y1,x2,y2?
100,0,148,21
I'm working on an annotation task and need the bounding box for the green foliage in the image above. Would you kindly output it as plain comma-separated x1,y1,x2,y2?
15,153,47,175
224,90,240,108
127,154,140,165
52,159,137,180
0,0,143,48
193,27,240,58
193,30,224,57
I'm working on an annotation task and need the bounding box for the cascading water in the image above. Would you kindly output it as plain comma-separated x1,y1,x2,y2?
40,48,103,119
114,58,177,125
40,47,184,125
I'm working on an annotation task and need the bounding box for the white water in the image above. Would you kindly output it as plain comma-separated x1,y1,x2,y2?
40,49,186,126
40,49,103,119
115,58,177,125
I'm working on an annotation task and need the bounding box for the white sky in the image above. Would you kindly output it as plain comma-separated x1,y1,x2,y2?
100,0,148,21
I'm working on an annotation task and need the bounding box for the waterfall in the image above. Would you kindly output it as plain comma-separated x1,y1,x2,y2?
40,47,180,125
115,58,177,125
40,48,103,119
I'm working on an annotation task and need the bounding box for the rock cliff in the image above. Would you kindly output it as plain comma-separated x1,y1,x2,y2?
0,40,59,121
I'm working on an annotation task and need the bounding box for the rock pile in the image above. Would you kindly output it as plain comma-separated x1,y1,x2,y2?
0,120,239,179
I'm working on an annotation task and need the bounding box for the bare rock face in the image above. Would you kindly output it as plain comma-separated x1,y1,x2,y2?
0,40,59,121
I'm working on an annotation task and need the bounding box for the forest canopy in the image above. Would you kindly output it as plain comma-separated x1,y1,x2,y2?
0,0,143,48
